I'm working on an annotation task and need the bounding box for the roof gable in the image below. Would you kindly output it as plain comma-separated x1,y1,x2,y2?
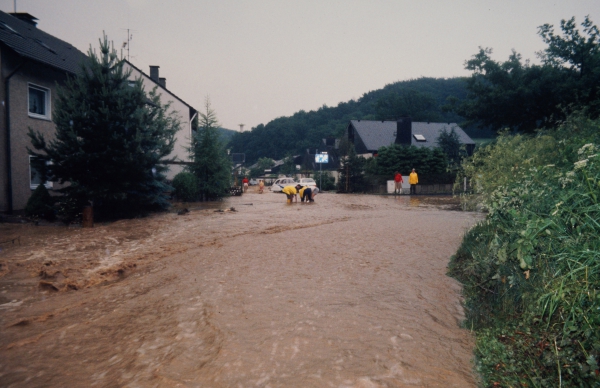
0,10,87,74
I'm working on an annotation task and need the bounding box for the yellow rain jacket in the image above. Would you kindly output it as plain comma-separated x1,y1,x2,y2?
409,172,419,185
298,186,308,197
282,186,297,195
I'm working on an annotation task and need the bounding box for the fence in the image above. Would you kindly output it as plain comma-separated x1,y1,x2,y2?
362,176,471,195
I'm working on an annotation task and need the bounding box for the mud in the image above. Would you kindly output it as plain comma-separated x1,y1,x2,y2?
0,188,481,387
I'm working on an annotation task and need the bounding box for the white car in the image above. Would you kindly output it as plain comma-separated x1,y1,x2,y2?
297,178,317,189
270,177,298,192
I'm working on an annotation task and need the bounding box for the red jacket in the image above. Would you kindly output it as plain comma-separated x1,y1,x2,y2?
394,173,403,183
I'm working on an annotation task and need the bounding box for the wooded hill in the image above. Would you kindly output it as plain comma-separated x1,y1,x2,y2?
227,77,476,165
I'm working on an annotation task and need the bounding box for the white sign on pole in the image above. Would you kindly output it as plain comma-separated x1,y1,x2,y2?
315,154,329,163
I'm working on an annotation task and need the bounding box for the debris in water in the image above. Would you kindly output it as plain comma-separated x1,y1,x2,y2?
38,281,59,292
215,207,236,213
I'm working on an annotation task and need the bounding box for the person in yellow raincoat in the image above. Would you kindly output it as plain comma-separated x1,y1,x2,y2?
409,168,418,195
258,179,265,194
282,185,301,203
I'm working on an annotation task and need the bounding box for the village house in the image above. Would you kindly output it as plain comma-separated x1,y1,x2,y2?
0,11,196,213
346,118,475,157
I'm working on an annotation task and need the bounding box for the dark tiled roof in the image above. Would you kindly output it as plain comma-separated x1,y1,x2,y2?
410,122,475,148
350,120,396,151
349,120,474,152
0,11,87,74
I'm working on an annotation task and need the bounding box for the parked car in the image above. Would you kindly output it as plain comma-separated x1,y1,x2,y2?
297,178,317,189
270,177,298,192
249,179,258,185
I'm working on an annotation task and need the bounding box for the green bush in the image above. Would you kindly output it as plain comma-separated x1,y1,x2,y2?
312,171,336,191
25,185,55,220
449,113,600,386
172,172,199,202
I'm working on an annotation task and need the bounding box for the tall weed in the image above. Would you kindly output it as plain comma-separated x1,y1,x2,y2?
449,113,600,386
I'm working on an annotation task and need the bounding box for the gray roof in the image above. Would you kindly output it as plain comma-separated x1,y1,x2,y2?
349,120,474,152
0,11,87,74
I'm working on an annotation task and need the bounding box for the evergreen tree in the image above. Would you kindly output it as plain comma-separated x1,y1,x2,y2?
436,127,464,166
189,98,232,200
281,153,296,176
28,35,180,219
337,145,367,193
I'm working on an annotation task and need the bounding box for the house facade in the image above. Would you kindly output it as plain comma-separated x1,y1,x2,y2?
347,118,475,157
1,11,197,213
0,11,87,213
124,62,197,180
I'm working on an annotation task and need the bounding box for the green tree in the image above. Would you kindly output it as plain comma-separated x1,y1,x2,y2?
171,172,199,202
338,145,367,193
313,171,336,190
188,97,232,200
281,153,296,176
375,89,440,121
449,16,600,133
249,157,274,178
28,35,179,219
436,126,464,166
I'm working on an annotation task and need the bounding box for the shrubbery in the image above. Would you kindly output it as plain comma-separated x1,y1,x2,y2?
24,185,55,220
449,113,600,386
172,172,199,202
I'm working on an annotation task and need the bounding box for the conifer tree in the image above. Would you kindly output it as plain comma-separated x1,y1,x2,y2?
338,145,367,193
189,98,232,200
28,35,180,219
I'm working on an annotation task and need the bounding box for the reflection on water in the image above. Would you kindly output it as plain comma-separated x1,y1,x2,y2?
409,196,421,207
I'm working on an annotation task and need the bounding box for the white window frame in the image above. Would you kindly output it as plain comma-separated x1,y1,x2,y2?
29,156,53,190
28,83,51,120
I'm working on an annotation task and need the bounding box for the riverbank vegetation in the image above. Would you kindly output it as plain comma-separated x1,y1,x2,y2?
448,16,600,386
449,113,600,386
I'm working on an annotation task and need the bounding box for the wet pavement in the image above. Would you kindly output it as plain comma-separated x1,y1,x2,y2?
0,190,480,387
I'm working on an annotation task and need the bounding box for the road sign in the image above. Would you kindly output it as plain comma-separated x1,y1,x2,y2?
315,154,328,163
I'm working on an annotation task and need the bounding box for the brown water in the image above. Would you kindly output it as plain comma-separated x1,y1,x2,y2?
0,191,480,387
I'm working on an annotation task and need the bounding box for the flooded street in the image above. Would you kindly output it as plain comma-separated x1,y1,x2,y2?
0,190,480,387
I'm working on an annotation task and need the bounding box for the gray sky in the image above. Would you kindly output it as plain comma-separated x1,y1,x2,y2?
3,0,599,131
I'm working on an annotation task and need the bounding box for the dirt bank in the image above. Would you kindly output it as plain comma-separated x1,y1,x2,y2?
0,191,480,387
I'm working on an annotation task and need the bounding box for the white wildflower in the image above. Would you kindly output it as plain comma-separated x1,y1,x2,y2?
574,159,588,169
578,143,595,155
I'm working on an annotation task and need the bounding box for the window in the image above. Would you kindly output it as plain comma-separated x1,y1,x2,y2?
28,84,50,119
29,156,52,190
413,134,426,142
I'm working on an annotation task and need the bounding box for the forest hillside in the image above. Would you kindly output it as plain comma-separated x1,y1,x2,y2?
228,77,479,165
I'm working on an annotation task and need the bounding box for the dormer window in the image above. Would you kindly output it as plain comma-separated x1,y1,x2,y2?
413,134,426,142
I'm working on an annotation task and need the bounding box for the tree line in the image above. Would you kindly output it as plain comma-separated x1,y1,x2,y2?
227,77,472,166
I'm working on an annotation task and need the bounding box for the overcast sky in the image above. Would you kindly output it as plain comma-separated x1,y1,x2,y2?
2,0,599,131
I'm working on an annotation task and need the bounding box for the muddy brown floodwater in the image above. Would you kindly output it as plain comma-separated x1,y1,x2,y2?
0,189,481,387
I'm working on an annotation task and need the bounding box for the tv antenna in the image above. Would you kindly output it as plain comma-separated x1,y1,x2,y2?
120,28,136,61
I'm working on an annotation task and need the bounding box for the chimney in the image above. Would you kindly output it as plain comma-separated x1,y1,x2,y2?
149,66,159,82
10,13,38,27
395,117,412,145
159,77,166,88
